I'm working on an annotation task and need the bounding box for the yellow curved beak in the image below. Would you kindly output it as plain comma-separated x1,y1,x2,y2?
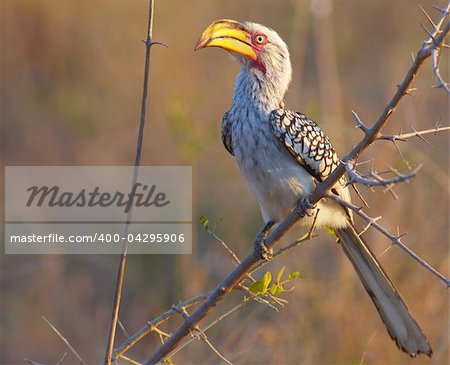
194,19,256,60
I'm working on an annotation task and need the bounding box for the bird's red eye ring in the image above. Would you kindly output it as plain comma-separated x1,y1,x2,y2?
252,33,267,46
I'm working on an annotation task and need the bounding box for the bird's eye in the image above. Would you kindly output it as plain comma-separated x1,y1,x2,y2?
253,33,267,45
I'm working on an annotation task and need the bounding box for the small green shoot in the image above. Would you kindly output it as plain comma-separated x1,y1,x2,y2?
199,215,224,232
249,271,272,295
199,215,209,230
248,266,302,298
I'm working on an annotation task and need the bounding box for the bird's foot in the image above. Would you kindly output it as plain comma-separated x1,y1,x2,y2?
254,234,273,261
295,196,316,218
253,221,276,260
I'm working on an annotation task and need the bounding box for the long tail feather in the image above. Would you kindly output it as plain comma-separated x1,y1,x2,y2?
336,225,432,357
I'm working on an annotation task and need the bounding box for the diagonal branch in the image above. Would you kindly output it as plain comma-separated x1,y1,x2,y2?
308,6,449,207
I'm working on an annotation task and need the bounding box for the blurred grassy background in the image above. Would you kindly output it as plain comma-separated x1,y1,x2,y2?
1,0,449,364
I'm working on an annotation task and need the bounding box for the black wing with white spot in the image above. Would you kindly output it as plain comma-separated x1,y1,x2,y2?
270,108,340,182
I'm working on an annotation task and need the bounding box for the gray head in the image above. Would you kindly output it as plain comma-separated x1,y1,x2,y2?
195,19,292,106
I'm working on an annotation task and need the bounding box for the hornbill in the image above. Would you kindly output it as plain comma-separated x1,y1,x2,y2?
195,19,431,357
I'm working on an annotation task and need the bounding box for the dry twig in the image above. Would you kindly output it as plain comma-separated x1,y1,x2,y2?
41,316,86,365
378,125,450,143
24,359,45,365
194,330,233,365
161,301,248,363
118,354,142,365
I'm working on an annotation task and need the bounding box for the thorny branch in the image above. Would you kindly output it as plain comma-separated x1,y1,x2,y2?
162,301,248,363
327,194,450,287
432,47,450,93
378,125,450,143
345,160,420,188
112,293,209,361
105,1,165,364
113,226,312,360
427,4,450,93
143,5,450,364
112,222,314,361
306,3,449,208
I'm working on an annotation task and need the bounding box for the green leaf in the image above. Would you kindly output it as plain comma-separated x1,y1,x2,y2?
289,271,301,280
249,280,265,295
276,266,285,283
274,284,284,295
262,271,272,292
199,215,209,230
269,283,284,295
269,283,277,295
249,272,273,296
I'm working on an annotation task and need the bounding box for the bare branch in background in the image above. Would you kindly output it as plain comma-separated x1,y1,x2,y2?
41,316,86,365
118,319,130,339
203,220,242,266
104,1,163,364
25,359,46,365
194,330,233,365
55,353,68,365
